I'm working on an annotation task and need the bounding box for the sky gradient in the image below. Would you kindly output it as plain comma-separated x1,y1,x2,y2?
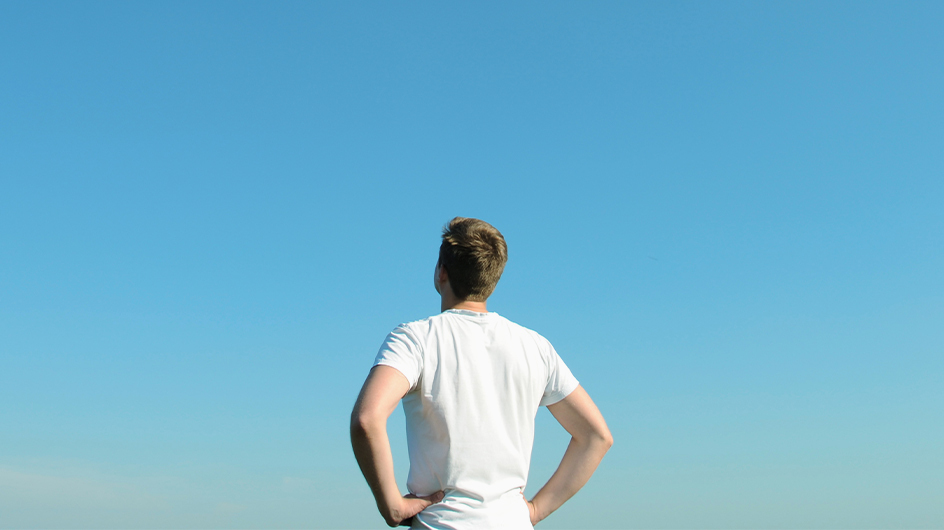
1,2,942,529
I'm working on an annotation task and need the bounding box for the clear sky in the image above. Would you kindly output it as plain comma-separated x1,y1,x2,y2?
1,2,942,529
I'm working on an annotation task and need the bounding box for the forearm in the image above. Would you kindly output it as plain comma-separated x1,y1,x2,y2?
530,434,611,523
350,418,404,525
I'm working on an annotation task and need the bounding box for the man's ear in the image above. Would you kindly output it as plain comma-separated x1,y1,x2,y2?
437,265,454,298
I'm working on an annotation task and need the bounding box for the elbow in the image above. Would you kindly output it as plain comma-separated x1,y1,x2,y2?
349,409,369,438
581,428,613,452
601,429,614,450
589,428,613,453
350,408,383,438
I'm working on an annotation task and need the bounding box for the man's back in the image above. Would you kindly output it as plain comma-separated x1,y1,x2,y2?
351,218,610,529
375,309,577,529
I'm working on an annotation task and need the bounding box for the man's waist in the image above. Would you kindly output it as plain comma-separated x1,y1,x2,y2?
413,489,531,530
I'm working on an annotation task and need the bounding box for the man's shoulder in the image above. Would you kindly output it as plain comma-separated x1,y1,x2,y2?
402,311,455,326
501,315,554,346
388,312,452,338
481,313,556,352
488,312,530,332
391,311,553,346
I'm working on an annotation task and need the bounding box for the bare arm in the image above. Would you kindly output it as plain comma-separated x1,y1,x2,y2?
350,365,443,527
526,385,613,525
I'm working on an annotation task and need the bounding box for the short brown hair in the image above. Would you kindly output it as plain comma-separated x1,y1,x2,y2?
438,217,508,301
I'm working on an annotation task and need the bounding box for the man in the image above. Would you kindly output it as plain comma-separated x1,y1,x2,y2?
351,217,612,529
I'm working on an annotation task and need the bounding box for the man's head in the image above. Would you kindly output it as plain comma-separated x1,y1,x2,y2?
436,217,508,302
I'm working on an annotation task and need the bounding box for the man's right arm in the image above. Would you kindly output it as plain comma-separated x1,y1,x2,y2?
351,365,443,526
526,385,613,525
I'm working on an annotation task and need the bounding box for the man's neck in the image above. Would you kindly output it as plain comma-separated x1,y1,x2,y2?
441,298,488,313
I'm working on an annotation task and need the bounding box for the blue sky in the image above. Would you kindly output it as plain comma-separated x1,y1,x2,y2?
1,2,942,528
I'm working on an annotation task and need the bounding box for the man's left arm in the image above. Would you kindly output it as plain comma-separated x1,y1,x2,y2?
350,365,443,527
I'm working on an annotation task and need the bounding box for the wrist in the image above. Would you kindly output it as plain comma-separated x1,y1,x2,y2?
380,495,405,526
528,498,545,524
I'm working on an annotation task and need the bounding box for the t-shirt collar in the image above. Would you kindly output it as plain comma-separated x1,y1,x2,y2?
444,308,494,318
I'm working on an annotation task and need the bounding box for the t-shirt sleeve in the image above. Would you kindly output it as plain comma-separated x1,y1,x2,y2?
540,341,580,407
373,325,423,391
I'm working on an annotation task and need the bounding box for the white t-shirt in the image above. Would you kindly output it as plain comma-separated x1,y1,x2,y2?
373,309,579,530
